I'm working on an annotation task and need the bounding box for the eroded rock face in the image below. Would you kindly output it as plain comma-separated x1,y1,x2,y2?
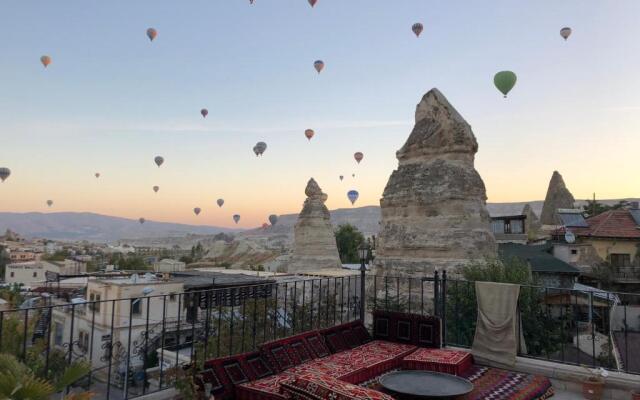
522,203,541,237
374,89,497,277
288,178,342,272
540,171,575,225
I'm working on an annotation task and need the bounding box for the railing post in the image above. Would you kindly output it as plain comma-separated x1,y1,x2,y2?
434,270,440,317
441,270,447,348
360,263,366,322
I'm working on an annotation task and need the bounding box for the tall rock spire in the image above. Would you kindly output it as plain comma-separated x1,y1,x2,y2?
288,178,342,272
375,89,496,277
540,171,575,225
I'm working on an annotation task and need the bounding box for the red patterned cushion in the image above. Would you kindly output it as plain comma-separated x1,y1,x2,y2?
305,334,330,358
236,372,294,400
282,372,395,400
203,351,260,400
402,348,473,376
324,331,348,353
340,327,360,348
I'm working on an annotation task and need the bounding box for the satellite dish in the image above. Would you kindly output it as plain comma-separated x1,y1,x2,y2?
142,287,154,296
564,231,576,244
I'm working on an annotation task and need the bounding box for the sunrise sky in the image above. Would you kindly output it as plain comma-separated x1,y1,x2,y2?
0,0,639,228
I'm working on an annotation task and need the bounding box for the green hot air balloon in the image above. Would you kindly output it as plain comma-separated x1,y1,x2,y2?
494,71,517,98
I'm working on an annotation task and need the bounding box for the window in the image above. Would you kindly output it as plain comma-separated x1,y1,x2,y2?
78,331,90,351
610,254,631,269
169,293,176,302
10,272,14,278
491,220,505,234
510,219,524,234
33,272,37,278
132,299,142,315
89,293,101,313
571,249,578,255
54,322,64,346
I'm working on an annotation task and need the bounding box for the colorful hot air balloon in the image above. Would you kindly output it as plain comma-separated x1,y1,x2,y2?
139,217,146,224
304,129,315,141
560,27,572,41
308,0,318,7
0,168,11,182
194,207,201,216
40,55,51,68
339,175,344,181
412,23,424,37
46,200,53,207
268,214,278,226
217,198,224,207
146,28,157,42
233,214,241,224
354,152,364,163
494,71,517,98
95,172,100,178
313,60,324,74
347,190,359,205
201,108,208,118
154,156,164,167
255,142,267,156
153,186,159,193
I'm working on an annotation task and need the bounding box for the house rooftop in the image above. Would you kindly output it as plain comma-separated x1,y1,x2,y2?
555,209,640,239
498,243,580,275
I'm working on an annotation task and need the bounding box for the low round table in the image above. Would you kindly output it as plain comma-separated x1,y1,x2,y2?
378,370,474,400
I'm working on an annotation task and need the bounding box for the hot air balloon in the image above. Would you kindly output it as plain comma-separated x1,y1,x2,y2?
560,27,572,41
321,193,328,202
46,200,53,207
154,156,164,167
262,223,269,230
233,214,241,224
217,198,224,207
304,129,315,141
194,207,201,216
412,23,423,37
268,214,278,226
313,60,324,74
339,175,344,181
95,172,100,178
347,190,359,205
253,146,260,156
146,28,157,42
201,108,208,118
308,0,318,6
40,55,51,68
354,152,363,163
352,173,355,178
153,186,159,193
0,168,11,182
494,71,517,98
255,142,267,156
139,217,146,224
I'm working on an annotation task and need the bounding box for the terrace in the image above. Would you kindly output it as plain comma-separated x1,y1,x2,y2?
1,271,638,399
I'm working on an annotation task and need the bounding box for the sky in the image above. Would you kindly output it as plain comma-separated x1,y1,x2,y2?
0,0,639,228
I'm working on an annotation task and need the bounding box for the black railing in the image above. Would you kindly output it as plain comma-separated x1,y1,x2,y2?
1,271,638,399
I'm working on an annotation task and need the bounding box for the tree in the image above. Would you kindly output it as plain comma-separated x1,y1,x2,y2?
0,244,9,278
582,199,629,218
334,224,365,263
446,258,563,357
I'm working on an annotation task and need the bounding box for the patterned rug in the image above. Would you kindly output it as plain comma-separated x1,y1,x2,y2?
361,366,554,400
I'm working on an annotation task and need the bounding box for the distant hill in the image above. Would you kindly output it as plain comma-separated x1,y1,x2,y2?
0,212,239,242
1,199,637,243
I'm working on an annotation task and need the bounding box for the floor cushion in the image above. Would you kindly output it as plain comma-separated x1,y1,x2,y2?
461,366,554,400
236,371,295,400
282,372,395,400
402,348,473,376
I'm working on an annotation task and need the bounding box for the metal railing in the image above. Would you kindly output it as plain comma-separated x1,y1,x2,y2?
1,270,638,399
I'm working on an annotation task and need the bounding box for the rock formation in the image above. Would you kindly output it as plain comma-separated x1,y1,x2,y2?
288,178,342,272
540,171,575,225
521,203,541,238
374,88,497,277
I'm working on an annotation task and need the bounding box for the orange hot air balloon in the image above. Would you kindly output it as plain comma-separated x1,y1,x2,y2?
146,28,157,42
40,55,51,68
313,60,324,74
304,129,315,141
201,108,208,118
354,152,363,163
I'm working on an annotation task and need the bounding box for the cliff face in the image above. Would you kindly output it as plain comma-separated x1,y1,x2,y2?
540,171,575,225
375,89,496,277
288,178,342,272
